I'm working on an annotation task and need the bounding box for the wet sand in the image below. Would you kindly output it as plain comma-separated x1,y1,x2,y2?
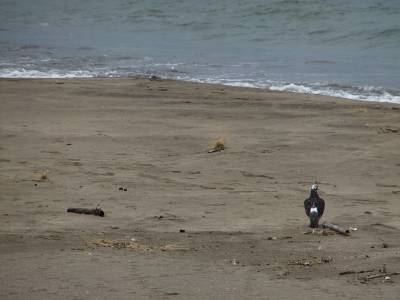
1,78,400,299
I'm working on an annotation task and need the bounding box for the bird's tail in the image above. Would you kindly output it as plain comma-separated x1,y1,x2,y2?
309,211,319,228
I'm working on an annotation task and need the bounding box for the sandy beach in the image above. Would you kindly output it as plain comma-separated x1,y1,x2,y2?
1,78,400,299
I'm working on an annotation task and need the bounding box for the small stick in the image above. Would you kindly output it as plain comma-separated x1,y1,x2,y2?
360,272,400,281
67,207,105,217
322,222,350,235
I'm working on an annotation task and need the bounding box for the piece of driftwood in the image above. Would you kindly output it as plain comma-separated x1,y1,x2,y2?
322,222,350,235
359,272,400,281
67,207,105,217
339,269,374,275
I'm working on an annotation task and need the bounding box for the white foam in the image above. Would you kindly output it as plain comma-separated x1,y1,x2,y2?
269,83,400,104
0,68,95,78
1,69,400,104
178,76,400,104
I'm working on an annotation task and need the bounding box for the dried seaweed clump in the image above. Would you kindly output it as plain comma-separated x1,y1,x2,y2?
208,137,225,153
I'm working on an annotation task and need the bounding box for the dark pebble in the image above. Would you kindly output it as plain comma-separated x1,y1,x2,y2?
118,187,123,191
123,188,127,191
179,229,185,233
382,243,389,248
34,183,37,186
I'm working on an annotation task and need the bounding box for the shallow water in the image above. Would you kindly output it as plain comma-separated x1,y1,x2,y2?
1,0,400,103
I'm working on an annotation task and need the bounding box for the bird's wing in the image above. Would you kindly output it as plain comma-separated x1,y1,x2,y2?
304,198,311,216
317,197,325,217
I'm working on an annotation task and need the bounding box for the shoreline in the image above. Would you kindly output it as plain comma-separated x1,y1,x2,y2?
1,76,400,105
1,77,400,299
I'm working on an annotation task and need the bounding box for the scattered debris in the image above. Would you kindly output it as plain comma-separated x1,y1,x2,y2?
321,256,333,263
231,259,240,265
154,213,184,222
277,270,290,278
287,259,311,266
208,138,225,153
90,239,151,251
382,126,399,133
40,171,48,181
287,256,331,267
90,238,190,252
67,207,105,217
303,228,335,236
240,171,274,179
322,222,350,235
160,244,189,252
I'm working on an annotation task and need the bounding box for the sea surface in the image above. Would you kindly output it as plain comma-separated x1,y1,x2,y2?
1,0,400,103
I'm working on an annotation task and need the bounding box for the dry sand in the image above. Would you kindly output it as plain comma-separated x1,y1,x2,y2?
0,78,400,299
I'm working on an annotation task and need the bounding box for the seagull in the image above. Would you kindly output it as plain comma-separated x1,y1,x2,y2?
304,184,325,228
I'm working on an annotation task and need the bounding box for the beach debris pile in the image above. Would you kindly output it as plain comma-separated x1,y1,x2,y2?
88,239,190,252
287,256,333,267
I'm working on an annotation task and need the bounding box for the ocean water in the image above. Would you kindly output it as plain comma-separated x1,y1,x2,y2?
1,0,400,103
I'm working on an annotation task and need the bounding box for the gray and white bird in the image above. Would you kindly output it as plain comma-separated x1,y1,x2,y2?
304,184,325,228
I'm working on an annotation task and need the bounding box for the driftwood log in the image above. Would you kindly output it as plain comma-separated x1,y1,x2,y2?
359,272,400,281
67,207,105,217
322,222,350,235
